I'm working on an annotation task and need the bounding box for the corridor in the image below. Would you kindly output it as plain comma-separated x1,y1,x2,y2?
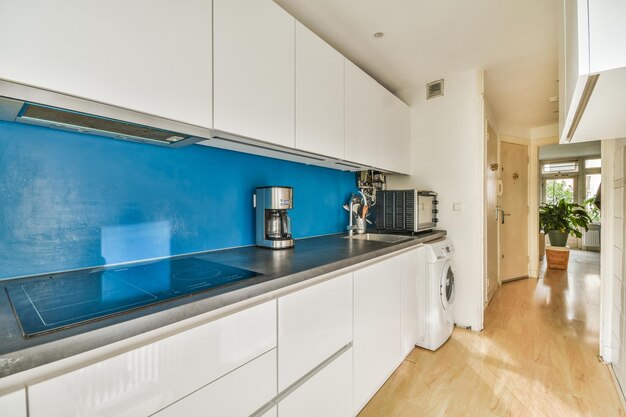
359,250,625,417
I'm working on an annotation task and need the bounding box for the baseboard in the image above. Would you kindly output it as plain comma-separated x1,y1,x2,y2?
608,364,626,412
501,275,529,284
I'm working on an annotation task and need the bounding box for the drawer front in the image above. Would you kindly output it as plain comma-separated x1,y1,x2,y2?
29,301,277,417
278,347,353,417
278,273,352,390
154,349,277,417
0,388,27,417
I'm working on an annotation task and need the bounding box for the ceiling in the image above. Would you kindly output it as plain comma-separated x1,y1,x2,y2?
275,0,560,136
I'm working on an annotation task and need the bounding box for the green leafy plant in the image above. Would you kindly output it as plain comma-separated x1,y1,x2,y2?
539,199,593,238
583,197,601,222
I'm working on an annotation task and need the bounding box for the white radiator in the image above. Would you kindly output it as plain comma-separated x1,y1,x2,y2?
583,229,601,247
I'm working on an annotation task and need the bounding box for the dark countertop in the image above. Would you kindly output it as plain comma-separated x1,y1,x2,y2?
0,230,446,379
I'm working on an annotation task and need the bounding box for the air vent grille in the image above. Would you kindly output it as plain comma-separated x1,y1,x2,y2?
426,79,444,100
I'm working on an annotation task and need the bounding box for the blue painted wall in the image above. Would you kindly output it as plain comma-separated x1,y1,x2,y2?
0,121,356,279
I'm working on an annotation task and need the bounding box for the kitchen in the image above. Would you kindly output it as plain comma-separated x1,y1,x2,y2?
1,1,626,416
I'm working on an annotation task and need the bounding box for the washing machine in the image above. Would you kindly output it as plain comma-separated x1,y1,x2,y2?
416,237,456,351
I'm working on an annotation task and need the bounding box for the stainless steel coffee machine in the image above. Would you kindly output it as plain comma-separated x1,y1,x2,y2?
254,186,294,249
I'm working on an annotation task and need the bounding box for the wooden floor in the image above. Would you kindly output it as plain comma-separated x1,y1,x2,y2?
358,250,626,417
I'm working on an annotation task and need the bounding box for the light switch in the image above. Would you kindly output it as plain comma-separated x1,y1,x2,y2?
453,202,463,212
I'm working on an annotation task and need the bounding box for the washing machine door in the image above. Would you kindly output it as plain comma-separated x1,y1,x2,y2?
440,260,456,311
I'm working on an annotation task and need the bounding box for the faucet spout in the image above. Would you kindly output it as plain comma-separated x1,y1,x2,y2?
347,191,368,236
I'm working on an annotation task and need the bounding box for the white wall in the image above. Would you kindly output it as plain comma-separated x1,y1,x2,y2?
390,69,485,331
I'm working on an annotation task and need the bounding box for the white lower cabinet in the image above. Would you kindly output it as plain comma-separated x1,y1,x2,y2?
153,349,276,417
28,301,277,417
278,347,353,417
353,256,402,413
0,388,27,417
278,273,352,391
401,247,427,357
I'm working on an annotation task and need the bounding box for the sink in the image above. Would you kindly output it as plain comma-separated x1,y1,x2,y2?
344,233,413,243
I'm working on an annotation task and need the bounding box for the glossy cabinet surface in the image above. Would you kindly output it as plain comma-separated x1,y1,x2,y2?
213,0,295,147
0,0,212,128
0,388,27,417
400,248,426,357
295,22,345,159
560,0,626,143
344,59,380,168
588,0,626,73
278,347,353,417
379,87,411,174
353,256,402,412
278,273,352,390
28,301,277,417
154,349,277,417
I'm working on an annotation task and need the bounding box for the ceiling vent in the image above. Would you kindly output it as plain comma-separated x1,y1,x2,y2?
426,79,444,100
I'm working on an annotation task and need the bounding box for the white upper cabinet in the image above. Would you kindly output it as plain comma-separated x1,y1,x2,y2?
345,59,411,173
0,0,212,128
295,22,345,159
345,59,380,168
378,86,411,174
214,0,295,148
560,0,626,143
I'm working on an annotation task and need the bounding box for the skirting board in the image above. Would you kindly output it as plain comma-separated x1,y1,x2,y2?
608,364,626,412
501,275,529,284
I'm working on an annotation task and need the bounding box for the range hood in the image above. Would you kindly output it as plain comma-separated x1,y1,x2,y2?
0,80,212,147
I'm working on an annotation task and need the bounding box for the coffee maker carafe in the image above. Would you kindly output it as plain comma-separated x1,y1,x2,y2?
254,186,294,249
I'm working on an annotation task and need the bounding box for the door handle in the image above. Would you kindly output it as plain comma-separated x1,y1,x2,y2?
501,210,511,224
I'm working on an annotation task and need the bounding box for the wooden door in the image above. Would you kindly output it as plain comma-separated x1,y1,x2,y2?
485,122,499,301
500,142,529,282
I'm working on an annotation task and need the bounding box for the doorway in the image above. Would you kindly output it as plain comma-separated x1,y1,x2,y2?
500,142,529,282
485,122,499,304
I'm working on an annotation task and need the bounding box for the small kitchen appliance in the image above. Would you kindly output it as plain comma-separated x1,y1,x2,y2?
375,190,439,233
254,186,294,249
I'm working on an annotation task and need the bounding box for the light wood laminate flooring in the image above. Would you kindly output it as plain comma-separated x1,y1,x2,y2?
358,250,625,417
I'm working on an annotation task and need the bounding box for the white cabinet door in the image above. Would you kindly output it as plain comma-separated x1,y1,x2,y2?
0,388,27,417
378,87,411,174
278,347,353,417
344,59,379,168
295,22,345,159
214,0,295,147
0,0,212,128
401,247,427,357
154,349,276,417
353,256,402,413
278,273,352,391
28,301,277,417
588,0,626,73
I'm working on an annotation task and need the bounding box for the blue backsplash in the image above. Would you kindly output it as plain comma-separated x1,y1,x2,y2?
0,121,356,279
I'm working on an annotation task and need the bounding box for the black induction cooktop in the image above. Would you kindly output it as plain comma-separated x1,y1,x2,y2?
5,257,261,338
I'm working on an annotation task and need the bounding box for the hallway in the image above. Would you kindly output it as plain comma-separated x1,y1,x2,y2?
358,250,625,417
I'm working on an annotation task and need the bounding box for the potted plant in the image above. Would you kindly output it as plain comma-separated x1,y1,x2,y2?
539,199,593,247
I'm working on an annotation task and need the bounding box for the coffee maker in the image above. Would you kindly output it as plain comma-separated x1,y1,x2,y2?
254,186,294,249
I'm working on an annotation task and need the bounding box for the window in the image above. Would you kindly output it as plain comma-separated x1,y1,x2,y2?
585,173,601,221
544,178,575,204
542,160,579,174
585,158,601,169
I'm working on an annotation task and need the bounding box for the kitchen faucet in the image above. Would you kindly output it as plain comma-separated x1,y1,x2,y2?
347,191,368,236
